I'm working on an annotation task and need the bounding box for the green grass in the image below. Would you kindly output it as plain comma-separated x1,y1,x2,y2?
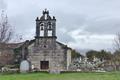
0,72,120,80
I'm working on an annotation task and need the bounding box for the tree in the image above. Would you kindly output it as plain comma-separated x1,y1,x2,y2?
98,50,112,61
0,10,13,43
86,50,99,61
112,34,120,70
86,50,112,61
114,33,120,51
71,49,83,59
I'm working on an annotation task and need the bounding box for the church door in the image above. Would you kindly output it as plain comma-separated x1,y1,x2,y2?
40,61,49,69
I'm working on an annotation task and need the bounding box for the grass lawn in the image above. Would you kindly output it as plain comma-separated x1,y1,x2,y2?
0,72,120,80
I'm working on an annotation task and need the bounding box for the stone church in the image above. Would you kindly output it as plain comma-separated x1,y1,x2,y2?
20,9,72,72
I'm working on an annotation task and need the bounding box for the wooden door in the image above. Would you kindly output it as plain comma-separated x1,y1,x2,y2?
40,61,49,69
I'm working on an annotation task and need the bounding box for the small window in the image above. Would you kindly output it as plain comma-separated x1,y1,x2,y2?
44,45,46,48
43,45,48,49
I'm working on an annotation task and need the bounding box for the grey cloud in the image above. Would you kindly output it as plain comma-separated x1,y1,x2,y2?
56,12,87,31
85,17,120,34
5,0,120,51
56,28,75,43
57,32,75,43
0,0,7,10
56,13,88,43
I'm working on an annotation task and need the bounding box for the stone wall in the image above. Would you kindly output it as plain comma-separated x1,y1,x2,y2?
27,41,68,71
0,49,14,66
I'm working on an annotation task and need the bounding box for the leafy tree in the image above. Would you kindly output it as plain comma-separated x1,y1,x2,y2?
86,50,112,61
99,50,112,60
71,49,83,59
86,50,99,61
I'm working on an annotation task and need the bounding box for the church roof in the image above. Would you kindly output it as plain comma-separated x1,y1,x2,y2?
56,41,72,50
19,39,71,50
0,42,24,49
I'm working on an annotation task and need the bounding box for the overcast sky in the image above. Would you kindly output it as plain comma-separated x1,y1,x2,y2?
0,0,120,52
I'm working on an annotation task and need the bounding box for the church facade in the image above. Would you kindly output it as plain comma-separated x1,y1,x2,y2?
21,9,72,72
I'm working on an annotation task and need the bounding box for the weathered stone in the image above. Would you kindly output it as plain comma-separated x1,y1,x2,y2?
20,60,30,73
17,9,72,73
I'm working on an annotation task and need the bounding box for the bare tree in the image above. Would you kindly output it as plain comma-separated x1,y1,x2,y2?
0,10,13,43
111,33,120,71
114,33,120,52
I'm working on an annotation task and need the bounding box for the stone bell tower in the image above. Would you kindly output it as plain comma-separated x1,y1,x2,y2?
25,9,72,73
35,9,56,49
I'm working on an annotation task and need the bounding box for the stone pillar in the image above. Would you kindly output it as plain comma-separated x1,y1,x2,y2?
44,22,48,37
52,22,56,37
67,49,72,70
36,21,40,37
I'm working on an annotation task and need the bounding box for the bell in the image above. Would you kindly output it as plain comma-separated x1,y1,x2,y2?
49,26,52,30
49,22,51,25
41,27,44,30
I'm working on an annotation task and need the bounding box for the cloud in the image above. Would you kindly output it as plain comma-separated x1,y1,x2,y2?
85,17,120,34
68,33,115,50
0,0,7,10
4,0,120,52
57,28,75,43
